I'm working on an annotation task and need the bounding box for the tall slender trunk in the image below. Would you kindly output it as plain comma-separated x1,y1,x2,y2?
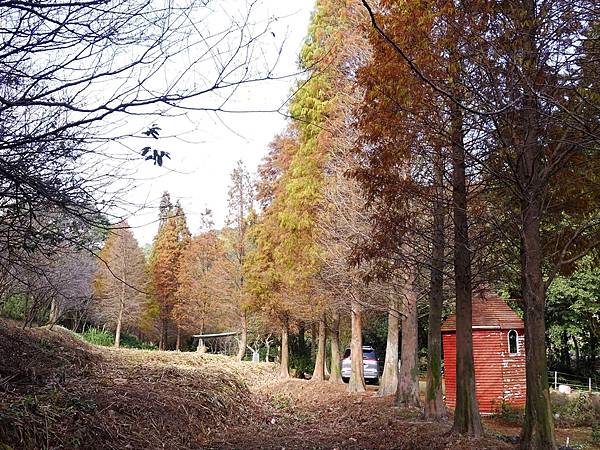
312,314,327,381
159,317,168,351
280,318,290,378
378,298,399,397
425,146,446,419
265,338,271,362
329,310,343,384
397,268,420,407
348,298,365,393
114,300,124,348
310,321,318,359
450,98,482,436
175,327,181,351
48,298,59,326
519,189,555,449
516,2,556,445
236,310,247,361
572,337,579,370
197,319,206,353
115,251,127,349
560,330,570,369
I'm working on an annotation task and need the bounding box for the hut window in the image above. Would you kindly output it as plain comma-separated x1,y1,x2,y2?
508,329,518,355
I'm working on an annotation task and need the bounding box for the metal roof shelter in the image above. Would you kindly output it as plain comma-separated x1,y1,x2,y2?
192,331,240,355
192,331,240,339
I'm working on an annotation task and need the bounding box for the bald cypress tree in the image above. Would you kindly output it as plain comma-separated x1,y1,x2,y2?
94,222,147,348
224,160,254,361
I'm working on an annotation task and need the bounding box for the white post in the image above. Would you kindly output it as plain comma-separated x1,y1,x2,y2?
554,371,558,390
589,377,592,393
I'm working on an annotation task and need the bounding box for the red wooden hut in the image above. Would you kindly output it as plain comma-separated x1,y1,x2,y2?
441,291,526,413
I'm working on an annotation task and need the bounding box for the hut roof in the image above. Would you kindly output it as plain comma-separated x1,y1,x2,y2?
441,291,524,332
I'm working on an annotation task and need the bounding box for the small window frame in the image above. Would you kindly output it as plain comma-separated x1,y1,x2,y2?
508,329,519,355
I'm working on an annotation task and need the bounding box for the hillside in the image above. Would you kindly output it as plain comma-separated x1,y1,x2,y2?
0,319,276,449
1,320,596,450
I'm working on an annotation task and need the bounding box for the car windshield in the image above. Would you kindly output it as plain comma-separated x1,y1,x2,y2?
343,348,377,360
363,350,376,360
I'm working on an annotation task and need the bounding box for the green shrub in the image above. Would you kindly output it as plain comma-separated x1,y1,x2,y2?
81,327,114,346
120,332,157,350
493,399,524,425
0,294,29,321
80,328,157,350
591,420,600,445
552,392,600,427
289,352,314,377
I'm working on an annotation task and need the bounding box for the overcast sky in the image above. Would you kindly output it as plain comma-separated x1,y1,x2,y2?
118,0,315,246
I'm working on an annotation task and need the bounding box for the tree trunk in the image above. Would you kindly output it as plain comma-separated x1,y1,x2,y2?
588,333,596,368
329,310,343,384
114,299,124,348
265,339,271,362
572,336,580,370
378,298,399,397
450,98,482,436
175,327,181,351
72,312,82,332
280,319,290,378
197,320,206,353
236,310,247,361
425,146,446,419
48,298,59,326
560,330,570,369
312,313,327,381
519,197,556,449
310,321,318,359
516,2,556,444
115,250,126,349
348,298,366,393
159,318,168,351
397,269,420,407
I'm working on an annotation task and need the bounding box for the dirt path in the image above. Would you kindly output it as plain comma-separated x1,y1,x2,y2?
203,379,515,450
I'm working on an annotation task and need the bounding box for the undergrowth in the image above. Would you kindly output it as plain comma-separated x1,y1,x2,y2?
494,393,600,428
552,392,600,427
80,327,157,350
493,400,524,424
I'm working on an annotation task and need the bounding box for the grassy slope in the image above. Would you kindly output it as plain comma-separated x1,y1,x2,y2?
0,319,277,449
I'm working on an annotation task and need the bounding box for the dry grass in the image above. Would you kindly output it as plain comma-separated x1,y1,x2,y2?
0,319,277,449
204,378,516,450
2,320,595,449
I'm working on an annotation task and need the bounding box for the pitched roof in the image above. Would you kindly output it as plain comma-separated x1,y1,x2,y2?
441,291,524,332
